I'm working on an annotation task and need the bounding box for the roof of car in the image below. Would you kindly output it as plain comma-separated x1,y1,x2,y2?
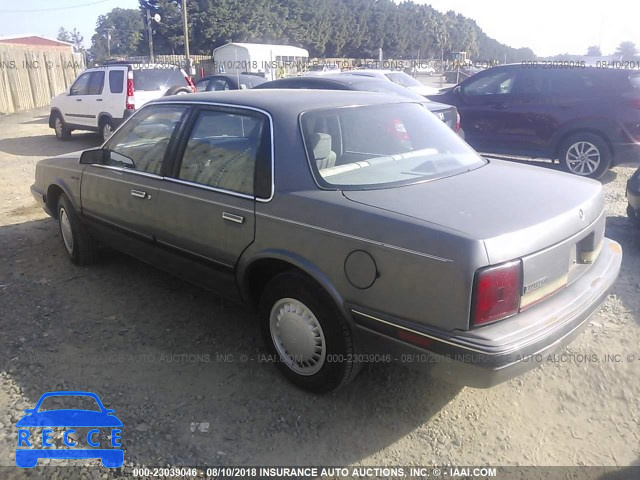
152,89,414,114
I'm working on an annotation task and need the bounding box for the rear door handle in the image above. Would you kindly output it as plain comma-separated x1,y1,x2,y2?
96,98,103,102
131,189,148,199
76,98,82,102
222,212,244,224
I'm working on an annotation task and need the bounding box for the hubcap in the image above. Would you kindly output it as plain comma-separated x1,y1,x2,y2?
566,141,600,176
102,123,113,140
269,298,326,376
55,118,63,137
59,208,74,255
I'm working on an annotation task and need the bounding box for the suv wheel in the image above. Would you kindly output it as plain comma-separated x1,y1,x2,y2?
100,118,114,143
57,194,98,265
559,133,611,179
259,271,360,393
164,86,192,96
53,113,71,141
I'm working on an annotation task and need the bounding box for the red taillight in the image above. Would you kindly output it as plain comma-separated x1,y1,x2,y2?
126,70,135,110
454,111,462,132
630,98,640,109
388,118,409,141
472,260,522,327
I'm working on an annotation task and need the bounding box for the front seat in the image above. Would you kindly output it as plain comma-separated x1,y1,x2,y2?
310,133,336,170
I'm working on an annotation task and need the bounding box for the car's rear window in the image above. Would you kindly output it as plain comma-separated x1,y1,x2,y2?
133,68,187,91
301,103,484,189
384,71,423,88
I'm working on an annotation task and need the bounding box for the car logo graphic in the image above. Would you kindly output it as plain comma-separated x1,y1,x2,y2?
15,391,123,468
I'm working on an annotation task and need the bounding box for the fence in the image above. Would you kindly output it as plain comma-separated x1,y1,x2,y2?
0,45,85,115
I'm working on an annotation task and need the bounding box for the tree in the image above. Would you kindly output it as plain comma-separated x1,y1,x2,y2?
587,45,602,56
70,29,84,53
57,27,71,43
615,41,637,60
89,8,144,62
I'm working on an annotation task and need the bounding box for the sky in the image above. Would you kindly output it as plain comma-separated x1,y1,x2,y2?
0,0,638,57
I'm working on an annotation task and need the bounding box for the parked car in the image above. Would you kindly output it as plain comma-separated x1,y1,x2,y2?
255,75,462,135
194,73,267,91
304,64,341,76
428,64,640,178
347,69,439,96
31,90,622,393
50,62,195,142
627,166,640,226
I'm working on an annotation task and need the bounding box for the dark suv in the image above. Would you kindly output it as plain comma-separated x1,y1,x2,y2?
429,64,640,178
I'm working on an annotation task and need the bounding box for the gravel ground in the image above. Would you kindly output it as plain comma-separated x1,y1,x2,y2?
0,107,639,479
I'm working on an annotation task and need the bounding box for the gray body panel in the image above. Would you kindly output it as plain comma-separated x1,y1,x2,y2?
31,90,622,386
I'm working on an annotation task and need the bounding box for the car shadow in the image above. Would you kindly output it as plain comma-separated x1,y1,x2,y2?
0,134,101,158
0,217,462,468
605,215,640,326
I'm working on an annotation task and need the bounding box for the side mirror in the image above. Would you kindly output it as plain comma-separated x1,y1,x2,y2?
80,148,108,165
24,408,36,414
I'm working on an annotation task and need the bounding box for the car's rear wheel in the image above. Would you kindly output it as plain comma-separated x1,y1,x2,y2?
53,113,71,141
57,194,98,265
259,271,360,393
100,118,114,143
559,133,611,179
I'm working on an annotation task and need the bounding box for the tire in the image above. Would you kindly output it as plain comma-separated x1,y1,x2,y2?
53,113,71,141
558,133,611,179
99,117,114,143
57,194,98,265
259,271,360,393
628,204,640,227
164,86,192,96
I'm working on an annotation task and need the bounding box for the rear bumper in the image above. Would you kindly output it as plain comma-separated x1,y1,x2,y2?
352,237,622,388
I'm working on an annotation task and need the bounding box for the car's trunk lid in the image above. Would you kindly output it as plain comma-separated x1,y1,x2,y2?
342,159,605,297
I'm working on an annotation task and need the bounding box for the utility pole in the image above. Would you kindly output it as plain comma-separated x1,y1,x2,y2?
146,7,155,63
182,0,190,74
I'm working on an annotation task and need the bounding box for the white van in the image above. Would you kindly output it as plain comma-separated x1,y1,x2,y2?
50,62,194,142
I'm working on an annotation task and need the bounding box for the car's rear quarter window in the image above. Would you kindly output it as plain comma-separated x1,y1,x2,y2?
109,70,124,93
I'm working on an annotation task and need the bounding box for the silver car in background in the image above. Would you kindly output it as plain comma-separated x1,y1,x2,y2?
31,90,622,392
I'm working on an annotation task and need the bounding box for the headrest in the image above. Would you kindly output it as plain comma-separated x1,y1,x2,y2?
310,133,332,161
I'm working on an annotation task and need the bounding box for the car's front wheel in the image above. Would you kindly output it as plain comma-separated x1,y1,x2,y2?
559,133,611,179
259,271,360,393
53,113,71,141
57,194,98,265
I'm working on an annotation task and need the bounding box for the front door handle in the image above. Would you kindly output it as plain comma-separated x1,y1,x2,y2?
76,98,82,102
131,189,148,199
222,212,244,224
96,98,103,102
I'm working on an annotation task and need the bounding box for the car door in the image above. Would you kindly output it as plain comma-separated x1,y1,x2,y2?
154,106,271,268
83,71,106,129
104,68,127,120
65,71,94,127
449,68,520,153
80,105,189,239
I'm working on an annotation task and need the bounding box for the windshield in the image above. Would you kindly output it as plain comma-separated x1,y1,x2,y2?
301,103,483,189
384,72,423,88
38,395,101,412
133,68,187,91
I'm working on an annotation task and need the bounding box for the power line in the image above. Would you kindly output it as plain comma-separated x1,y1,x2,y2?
0,0,110,13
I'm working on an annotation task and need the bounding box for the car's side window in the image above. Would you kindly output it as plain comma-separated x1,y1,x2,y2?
463,70,517,96
87,71,105,95
209,79,230,91
109,70,124,94
70,72,92,95
105,106,187,175
175,109,266,196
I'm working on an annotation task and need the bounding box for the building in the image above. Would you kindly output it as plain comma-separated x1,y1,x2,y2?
0,35,75,53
